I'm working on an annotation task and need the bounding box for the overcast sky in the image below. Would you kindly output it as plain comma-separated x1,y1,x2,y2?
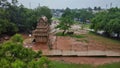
17,0,120,9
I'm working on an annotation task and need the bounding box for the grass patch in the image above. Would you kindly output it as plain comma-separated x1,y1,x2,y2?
83,23,91,28
50,61,93,68
56,32,86,38
76,39,89,43
50,61,120,68
87,31,120,49
71,34,85,38
56,32,68,36
88,31,120,43
80,23,91,29
52,17,60,20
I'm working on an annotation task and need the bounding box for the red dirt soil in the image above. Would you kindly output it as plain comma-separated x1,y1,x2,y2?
23,34,120,65
52,36,108,51
32,42,49,51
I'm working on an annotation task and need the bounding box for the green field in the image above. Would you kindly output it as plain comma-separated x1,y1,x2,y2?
87,32,120,48
50,61,120,68
50,61,93,68
56,32,86,38
97,62,120,68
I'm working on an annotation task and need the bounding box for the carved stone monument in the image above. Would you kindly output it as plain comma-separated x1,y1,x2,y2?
32,16,49,43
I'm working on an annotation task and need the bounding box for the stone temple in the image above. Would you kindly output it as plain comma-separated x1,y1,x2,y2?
32,16,49,43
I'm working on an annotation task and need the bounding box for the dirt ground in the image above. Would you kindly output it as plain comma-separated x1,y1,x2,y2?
22,33,120,65
27,36,108,51
52,35,120,52
49,35,120,65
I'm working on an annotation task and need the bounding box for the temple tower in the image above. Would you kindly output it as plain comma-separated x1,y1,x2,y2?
32,16,49,43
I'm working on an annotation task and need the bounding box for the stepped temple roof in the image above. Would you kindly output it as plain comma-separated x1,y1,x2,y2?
32,16,49,43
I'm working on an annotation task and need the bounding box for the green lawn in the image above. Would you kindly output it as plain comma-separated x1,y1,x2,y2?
50,61,93,68
50,61,120,68
88,32,120,48
52,17,60,21
56,32,86,38
97,62,120,68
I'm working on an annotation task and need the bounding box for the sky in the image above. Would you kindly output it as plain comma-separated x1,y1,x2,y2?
16,0,120,9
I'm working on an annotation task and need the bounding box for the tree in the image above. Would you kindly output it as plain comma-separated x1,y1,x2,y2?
0,59,10,68
11,60,25,68
91,7,120,38
72,9,94,23
94,6,97,11
37,57,51,68
62,7,72,18
0,0,19,35
107,19,120,38
0,0,52,34
0,0,10,8
79,9,93,22
0,19,18,35
11,0,18,6
56,16,74,35
90,11,107,32
10,34,23,43
0,34,53,68
35,6,52,23
88,7,93,12
28,60,38,68
98,6,101,11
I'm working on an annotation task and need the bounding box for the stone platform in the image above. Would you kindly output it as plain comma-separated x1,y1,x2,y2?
42,50,120,57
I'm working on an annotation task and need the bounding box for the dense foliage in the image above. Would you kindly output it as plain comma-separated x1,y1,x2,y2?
56,8,94,35
56,8,74,35
0,0,52,35
91,7,120,38
72,9,94,23
0,34,51,68
62,8,94,23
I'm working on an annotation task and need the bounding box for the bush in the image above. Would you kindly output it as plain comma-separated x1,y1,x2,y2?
11,34,23,43
11,60,25,68
0,34,52,68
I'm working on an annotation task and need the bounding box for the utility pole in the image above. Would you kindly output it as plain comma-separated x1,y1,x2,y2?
106,4,108,9
38,3,40,7
29,2,31,9
110,3,112,8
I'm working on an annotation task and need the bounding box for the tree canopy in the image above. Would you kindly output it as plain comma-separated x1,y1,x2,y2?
0,0,52,35
56,8,74,35
73,9,94,22
91,7,120,38
0,34,51,68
